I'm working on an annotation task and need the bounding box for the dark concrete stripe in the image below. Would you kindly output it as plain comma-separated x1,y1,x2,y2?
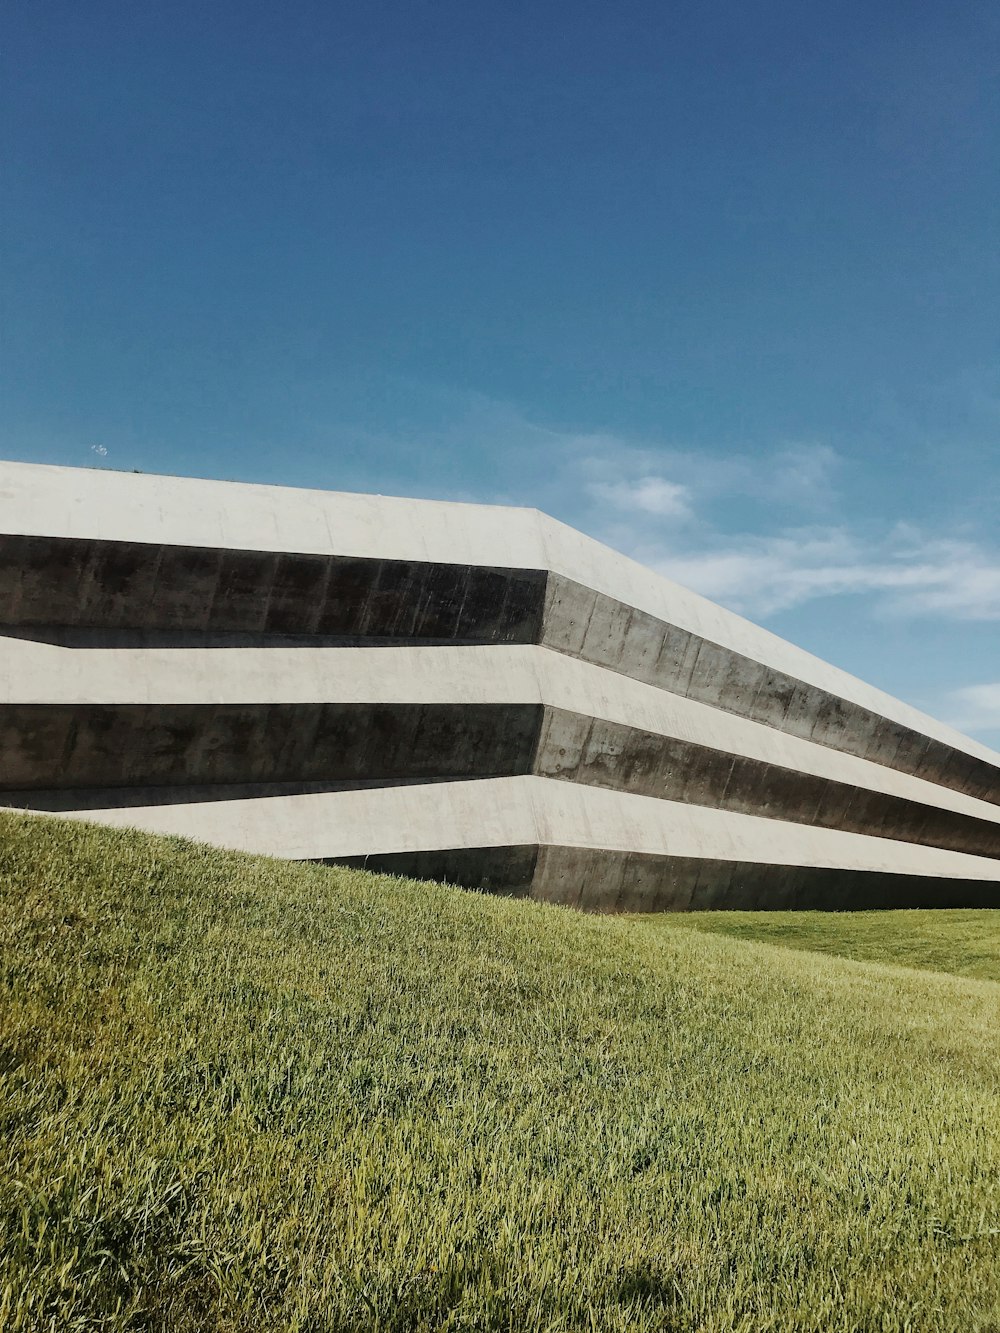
303,842,1000,910
0,627,497,649
1,776,480,812
530,845,1000,912
0,702,543,791
533,707,1000,860
0,535,546,643
542,573,1000,808
318,845,539,897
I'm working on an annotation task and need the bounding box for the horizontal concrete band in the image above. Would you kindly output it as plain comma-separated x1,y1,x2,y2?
15,777,1000,884
543,575,1000,806
4,460,996,770
2,778,455,813
0,702,542,791
530,847,1000,912
329,845,1000,912
0,534,545,643
537,709,1000,860
3,536,996,807
6,638,997,826
4,699,998,859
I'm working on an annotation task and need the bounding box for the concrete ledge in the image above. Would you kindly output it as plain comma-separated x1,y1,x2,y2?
317,843,1000,910
530,847,1000,911
535,708,1000,860
2,534,996,807
15,778,1000,887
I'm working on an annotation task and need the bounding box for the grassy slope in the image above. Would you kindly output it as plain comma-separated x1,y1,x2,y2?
647,909,1000,982
0,813,998,1333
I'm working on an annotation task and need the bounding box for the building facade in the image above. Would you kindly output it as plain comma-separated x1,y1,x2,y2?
1,460,998,908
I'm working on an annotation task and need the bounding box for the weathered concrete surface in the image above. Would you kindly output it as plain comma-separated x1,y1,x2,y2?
324,843,1000,910
542,574,1000,804
530,847,1000,912
3,459,995,771
0,535,545,641
6,707,996,858
534,709,1000,859
1,459,999,910
0,702,542,790
4,637,997,841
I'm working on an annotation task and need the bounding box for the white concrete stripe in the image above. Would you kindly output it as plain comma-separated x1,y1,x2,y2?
12,778,1000,879
3,637,997,826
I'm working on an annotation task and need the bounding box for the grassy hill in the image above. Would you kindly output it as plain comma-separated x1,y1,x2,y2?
2,812,999,1332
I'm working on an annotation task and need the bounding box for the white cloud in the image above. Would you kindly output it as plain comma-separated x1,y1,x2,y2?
571,439,840,515
587,474,693,518
943,682,1000,736
346,385,998,630
642,527,1000,621
556,433,999,624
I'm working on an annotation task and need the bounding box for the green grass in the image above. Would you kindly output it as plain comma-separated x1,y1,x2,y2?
647,909,1000,983
1,812,999,1332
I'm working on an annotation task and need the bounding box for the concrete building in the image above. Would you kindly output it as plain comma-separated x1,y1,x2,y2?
1,458,998,909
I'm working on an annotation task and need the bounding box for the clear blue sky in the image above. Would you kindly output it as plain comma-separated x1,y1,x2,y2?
3,0,998,741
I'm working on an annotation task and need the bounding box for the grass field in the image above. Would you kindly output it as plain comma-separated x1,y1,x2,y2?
648,908,1000,982
2,811,999,1332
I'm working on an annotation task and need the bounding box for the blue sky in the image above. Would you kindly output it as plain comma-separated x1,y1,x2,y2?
3,0,998,741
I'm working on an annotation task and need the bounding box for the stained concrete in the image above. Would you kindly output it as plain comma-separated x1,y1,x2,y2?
541,574,1000,805
6,696,995,857
3,535,995,808
0,535,545,642
319,843,1000,910
0,702,542,790
3,459,997,768
531,846,1000,912
5,637,998,825
533,708,1000,859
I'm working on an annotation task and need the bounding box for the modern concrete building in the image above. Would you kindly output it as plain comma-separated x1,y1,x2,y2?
1,459,998,909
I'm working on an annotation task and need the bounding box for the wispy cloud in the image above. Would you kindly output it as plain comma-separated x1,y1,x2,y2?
570,437,841,515
302,380,999,631
587,474,693,519
943,682,1000,737
648,527,1000,621
557,435,1000,624
756,443,842,508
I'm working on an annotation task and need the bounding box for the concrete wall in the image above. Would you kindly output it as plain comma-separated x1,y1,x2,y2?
542,574,1000,804
8,778,999,910
534,709,1000,860
1,460,998,909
